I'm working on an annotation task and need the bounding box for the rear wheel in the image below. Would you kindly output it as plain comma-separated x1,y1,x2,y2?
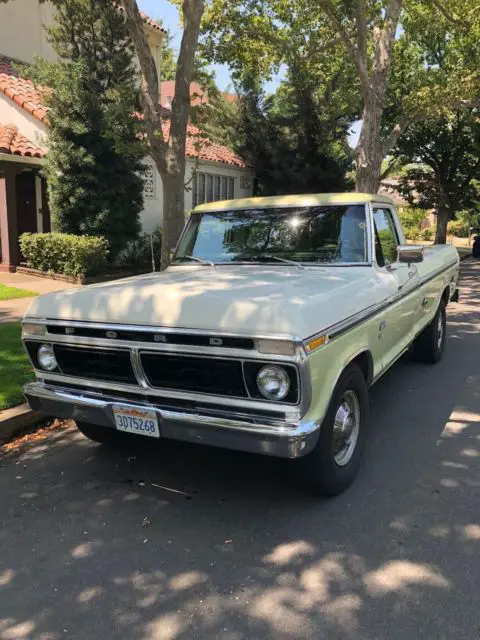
75,421,119,445
413,300,446,364
291,364,369,497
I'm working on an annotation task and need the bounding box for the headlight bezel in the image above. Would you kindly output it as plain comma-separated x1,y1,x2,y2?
256,364,291,401
37,343,58,372
22,322,47,337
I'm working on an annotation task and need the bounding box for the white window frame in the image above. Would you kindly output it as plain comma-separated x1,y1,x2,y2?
192,172,235,207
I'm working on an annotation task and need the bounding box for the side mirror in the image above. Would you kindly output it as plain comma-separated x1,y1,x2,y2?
397,244,424,264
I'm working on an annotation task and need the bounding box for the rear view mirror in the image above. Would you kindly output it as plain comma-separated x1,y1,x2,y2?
397,244,424,264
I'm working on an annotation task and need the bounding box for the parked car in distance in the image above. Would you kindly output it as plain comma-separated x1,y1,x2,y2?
472,235,480,258
22,194,460,496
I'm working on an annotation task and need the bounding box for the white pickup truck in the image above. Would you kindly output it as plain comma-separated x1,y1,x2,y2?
22,193,459,496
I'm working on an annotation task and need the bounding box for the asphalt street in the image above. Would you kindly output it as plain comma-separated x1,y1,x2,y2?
1,260,479,640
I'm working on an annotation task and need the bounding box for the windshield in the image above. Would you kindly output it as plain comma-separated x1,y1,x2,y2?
173,205,369,266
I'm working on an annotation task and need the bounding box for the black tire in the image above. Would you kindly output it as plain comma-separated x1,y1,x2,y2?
413,300,446,364
75,421,119,445
291,364,369,497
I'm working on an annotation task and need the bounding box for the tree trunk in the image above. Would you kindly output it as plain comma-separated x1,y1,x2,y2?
355,99,384,193
161,167,185,270
120,0,204,270
435,207,449,244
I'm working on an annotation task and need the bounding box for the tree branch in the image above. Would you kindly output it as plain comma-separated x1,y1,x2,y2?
355,0,368,73
119,0,167,171
381,112,418,156
317,0,370,93
372,0,402,81
429,0,471,28
169,0,205,166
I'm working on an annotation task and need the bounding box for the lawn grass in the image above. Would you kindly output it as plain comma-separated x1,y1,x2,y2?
0,284,38,301
0,323,34,410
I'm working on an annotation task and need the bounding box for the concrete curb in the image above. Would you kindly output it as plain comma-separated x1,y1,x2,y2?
0,403,47,443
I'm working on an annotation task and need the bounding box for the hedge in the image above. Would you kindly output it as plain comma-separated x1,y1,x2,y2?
19,233,109,278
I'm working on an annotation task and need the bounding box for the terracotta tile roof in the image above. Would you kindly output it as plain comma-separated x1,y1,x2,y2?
0,56,48,122
160,81,238,108
114,4,166,32
162,121,246,168
0,123,46,157
0,58,244,167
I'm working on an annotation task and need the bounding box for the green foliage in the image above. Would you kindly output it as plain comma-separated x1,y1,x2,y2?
203,0,480,190
116,228,162,270
19,232,109,278
420,227,434,241
394,111,480,241
447,220,469,238
398,207,427,240
27,0,145,259
202,71,354,195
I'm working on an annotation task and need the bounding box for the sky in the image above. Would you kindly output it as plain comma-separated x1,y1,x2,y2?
137,0,361,147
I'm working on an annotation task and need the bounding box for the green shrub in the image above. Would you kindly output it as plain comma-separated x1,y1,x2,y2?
420,227,434,241
19,233,109,278
116,228,162,270
399,207,427,240
447,219,469,238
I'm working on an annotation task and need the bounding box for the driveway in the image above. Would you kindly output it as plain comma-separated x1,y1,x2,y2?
0,261,479,640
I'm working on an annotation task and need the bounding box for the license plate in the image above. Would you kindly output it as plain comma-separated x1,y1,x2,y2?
112,404,160,438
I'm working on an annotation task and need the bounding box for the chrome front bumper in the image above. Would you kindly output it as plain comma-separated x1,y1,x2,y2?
24,382,320,458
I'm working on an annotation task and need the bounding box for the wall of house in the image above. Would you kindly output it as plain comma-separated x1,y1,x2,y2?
0,95,48,149
0,0,57,63
140,156,255,234
0,0,164,86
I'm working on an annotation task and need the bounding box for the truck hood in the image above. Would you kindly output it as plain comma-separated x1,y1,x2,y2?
25,265,385,339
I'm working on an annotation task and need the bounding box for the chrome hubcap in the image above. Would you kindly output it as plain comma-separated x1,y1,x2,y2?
332,390,360,466
437,312,444,350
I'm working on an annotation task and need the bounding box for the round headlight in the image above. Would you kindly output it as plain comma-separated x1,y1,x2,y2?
256,365,290,401
37,344,58,371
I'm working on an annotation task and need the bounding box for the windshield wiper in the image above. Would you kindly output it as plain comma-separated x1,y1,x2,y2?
262,255,304,270
178,255,215,267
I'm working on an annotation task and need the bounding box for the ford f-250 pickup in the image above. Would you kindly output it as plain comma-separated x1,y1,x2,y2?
22,193,460,496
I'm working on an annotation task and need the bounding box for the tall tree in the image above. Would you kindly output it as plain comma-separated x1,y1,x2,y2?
394,111,480,243
204,71,354,195
120,0,205,269
202,0,480,193
28,0,144,259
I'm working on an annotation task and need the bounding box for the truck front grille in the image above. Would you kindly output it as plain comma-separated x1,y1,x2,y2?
140,352,247,397
53,346,137,385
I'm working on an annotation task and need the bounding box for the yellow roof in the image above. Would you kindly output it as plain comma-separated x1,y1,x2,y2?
193,192,395,213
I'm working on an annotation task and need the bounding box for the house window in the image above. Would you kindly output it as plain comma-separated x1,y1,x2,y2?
143,162,156,199
192,172,235,207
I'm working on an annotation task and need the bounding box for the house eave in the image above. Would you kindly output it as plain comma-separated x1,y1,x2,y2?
0,152,45,166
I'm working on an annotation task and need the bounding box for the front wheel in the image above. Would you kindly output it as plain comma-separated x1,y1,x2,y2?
291,364,369,497
75,421,119,445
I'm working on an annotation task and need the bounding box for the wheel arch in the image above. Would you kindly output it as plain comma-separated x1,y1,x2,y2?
441,285,450,306
348,349,374,387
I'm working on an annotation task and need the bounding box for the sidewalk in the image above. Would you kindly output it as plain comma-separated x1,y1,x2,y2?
0,271,80,323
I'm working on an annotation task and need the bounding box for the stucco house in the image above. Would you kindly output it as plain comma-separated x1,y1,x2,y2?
0,0,253,272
